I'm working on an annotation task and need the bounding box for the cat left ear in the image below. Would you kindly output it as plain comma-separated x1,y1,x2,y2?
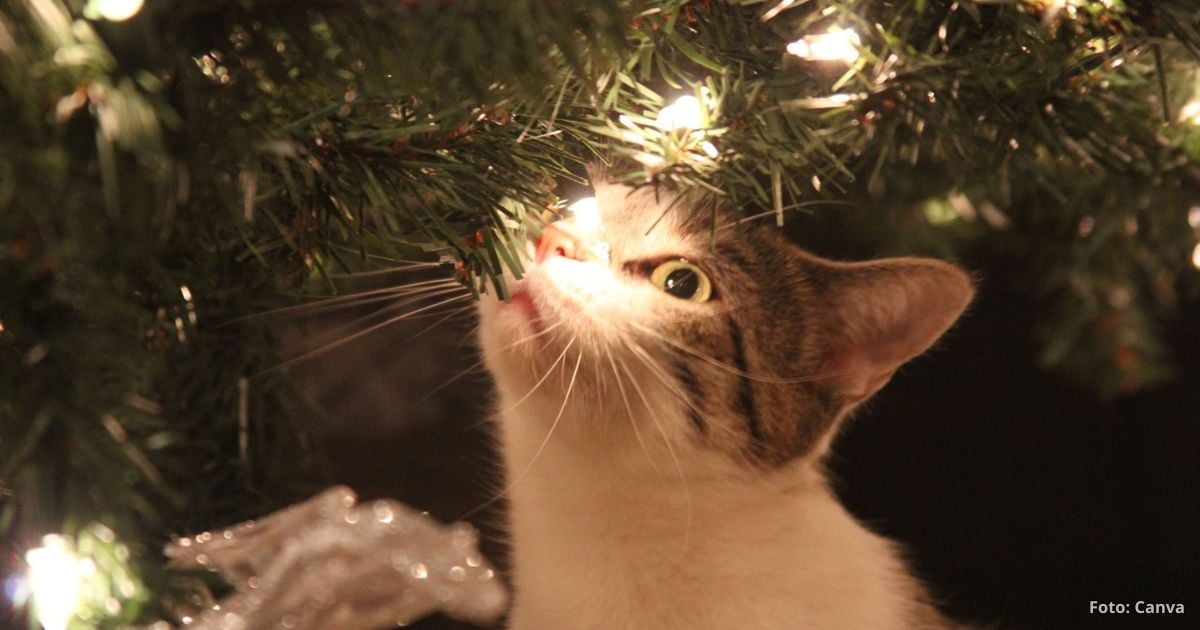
813,257,974,407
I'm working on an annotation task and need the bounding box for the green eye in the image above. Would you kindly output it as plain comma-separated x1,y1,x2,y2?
650,260,713,302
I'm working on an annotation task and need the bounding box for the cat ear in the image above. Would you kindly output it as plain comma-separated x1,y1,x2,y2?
813,257,974,406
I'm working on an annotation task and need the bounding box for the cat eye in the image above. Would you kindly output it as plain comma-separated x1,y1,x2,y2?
650,260,713,302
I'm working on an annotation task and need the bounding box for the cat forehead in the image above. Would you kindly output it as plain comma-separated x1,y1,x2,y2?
593,182,715,254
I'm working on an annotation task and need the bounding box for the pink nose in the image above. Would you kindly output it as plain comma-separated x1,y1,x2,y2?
535,224,583,262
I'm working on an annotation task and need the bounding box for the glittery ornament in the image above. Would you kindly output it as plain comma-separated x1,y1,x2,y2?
163,486,507,629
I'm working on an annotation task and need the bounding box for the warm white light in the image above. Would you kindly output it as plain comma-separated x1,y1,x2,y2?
655,95,705,131
93,0,145,21
634,152,666,168
786,27,861,63
25,535,84,630
1180,100,1200,125
568,197,602,234
1192,243,1200,270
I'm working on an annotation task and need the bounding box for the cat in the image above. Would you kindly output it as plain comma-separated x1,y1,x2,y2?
477,170,974,629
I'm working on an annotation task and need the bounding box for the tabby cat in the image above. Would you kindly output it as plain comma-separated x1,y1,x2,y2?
478,172,973,629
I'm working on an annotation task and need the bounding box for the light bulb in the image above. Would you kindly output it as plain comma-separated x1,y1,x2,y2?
93,0,144,21
655,95,705,131
1192,243,1200,270
25,535,84,630
786,27,861,63
1179,100,1200,126
568,197,601,235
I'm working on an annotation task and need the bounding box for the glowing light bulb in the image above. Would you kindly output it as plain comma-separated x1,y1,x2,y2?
93,0,144,21
1179,100,1200,126
655,95,705,131
568,197,601,234
25,535,84,630
1192,243,1200,270
786,27,861,63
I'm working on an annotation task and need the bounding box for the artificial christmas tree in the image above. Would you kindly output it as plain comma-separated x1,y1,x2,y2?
2,0,1199,627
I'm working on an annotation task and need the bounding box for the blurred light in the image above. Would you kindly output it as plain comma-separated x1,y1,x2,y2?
634,152,666,168
1180,100,1200,126
1192,243,1200,270
25,535,84,630
4,573,29,606
761,0,799,22
568,197,601,235
94,0,145,21
1188,206,1200,228
786,27,861,63
1078,216,1095,237
655,95,704,131
785,92,862,109
1042,0,1086,20
922,198,959,225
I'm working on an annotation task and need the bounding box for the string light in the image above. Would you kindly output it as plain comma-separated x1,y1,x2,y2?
91,0,145,21
655,95,705,131
1037,0,1085,21
786,27,861,64
1179,99,1200,126
25,535,86,630
568,197,601,235
563,197,610,262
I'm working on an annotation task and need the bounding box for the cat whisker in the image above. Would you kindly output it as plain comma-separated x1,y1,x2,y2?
615,353,693,546
398,302,479,346
255,292,473,377
290,275,460,302
324,261,443,278
506,320,567,350
619,330,796,468
725,200,854,229
236,278,463,323
495,334,576,417
413,360,488,411
603,345,666,482
302,285,469,346
619,334,759,452
414,320,566,411
458,335,580,521
555,354,583,449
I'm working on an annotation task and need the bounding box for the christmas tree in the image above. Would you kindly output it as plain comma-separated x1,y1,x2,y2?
2,0,1199,628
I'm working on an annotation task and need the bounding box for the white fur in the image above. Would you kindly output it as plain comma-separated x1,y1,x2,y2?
479,293,932,629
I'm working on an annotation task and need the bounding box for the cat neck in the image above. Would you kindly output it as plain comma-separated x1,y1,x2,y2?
495,397,941,629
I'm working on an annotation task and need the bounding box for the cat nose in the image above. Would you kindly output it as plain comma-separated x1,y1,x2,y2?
535,223,583,262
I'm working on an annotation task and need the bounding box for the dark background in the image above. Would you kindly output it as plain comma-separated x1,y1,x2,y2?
292,220,1200,630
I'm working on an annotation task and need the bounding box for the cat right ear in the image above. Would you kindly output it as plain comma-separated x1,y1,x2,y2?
811,256,974,407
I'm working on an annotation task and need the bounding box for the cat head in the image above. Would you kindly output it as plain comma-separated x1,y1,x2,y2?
478,174,973,470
